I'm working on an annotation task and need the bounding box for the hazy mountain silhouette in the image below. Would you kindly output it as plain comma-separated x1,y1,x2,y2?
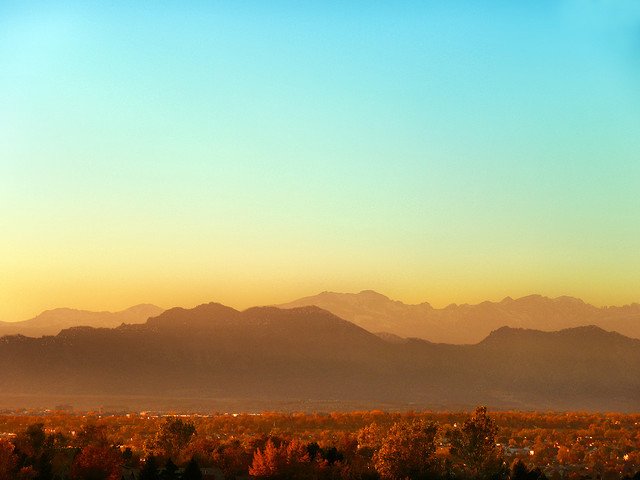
1,303,639,411
0,304,164,337
279,290,640,344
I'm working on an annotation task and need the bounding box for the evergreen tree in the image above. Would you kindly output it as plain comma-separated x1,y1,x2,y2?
182,457,202,480
510,460,546,480
161,458,178,480
35,451,53,480
140,455,160,480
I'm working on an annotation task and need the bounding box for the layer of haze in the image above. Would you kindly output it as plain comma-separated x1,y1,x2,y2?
1,1,639,320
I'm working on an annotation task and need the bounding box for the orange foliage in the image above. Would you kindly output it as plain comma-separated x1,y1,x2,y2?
71,445,121,480
0,439,18,480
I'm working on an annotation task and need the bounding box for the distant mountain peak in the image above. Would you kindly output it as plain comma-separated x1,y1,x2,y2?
357,290,390,299
558,324,619,338
488,324,607,335
39,307,98,315
514,294,545,304
123,303,164,312
279,290,640,344
147,302,239,327
36,304,163,317
481,324,633,347
512,294,588,307
57,325,103,337
248,304,332,315
553,295,587,305
0,304,165,338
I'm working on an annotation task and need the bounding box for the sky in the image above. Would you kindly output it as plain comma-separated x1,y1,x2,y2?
1,1,639,320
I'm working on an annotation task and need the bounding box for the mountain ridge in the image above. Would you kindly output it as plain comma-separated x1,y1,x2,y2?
0,304,165,337
1,302,639,412
279,290,640,343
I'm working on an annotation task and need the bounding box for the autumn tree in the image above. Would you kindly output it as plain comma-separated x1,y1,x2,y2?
76,424,110,448
357,422,384,459
14,424,46,459
249,438,319,479
212,439,252,480
449,406,505,480
70,445,121,480
509,459,546,480
154,417,196,460
249,439,283,479
13,423,55,480
284,439,315,478
0,439,18,480
373,418,440,480
16,466,37,480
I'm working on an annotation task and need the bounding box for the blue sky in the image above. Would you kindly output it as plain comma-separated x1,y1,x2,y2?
1,1,639,318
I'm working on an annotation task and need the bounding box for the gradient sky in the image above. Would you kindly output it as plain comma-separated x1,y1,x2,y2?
1,1,639,320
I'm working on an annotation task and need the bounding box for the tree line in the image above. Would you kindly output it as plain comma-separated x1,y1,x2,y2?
1,407,640,479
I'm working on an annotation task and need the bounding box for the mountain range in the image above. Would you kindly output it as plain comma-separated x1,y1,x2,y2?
279,290,640,344
1,302,639,412
5,291,640,346
0,304,164,337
